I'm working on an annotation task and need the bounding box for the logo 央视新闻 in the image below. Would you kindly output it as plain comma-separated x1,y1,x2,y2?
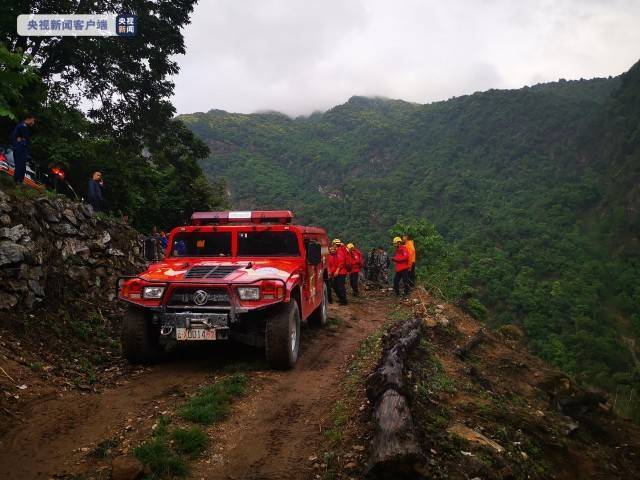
116,13,136,36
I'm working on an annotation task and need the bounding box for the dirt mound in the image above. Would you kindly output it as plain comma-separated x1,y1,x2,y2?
404,290,640,479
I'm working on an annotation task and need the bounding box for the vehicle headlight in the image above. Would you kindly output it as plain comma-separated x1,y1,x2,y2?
142,286,165,299
238,286,260,300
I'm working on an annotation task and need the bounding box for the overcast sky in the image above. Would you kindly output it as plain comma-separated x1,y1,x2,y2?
172,0,640,117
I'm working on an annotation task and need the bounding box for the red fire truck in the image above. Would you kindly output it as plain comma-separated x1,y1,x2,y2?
118,210,329,369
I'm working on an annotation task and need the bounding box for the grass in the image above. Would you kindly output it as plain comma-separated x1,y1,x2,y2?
415,339,458,395
323,401,348,448
179,373,247,424
134,417,208,478
0,174,54,199
134,437,188,479
326,315,342,327
171,427,209,458
135,375,248,478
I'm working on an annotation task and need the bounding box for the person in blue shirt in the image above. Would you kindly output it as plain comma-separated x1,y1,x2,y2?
11,113,35,184
87,171,105,211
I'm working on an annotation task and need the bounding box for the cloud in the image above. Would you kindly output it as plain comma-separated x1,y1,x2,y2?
172,0,640,116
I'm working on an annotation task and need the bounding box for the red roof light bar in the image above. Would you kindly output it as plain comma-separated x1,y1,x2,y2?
191,210,293,225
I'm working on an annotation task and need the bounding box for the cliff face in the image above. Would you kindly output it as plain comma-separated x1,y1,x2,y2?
0,187,147,318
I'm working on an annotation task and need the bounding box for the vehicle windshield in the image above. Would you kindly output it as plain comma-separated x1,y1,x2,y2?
237,231,300,256
170,232,232,257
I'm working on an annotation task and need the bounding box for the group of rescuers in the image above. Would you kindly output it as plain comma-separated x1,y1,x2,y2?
326,235,416,306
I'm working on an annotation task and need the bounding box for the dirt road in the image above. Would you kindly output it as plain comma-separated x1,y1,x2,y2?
0,295,390,479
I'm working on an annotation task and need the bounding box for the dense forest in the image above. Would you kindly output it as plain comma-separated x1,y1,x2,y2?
181,61,640,411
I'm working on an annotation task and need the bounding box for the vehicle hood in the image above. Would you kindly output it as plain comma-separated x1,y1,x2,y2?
139,258,302,283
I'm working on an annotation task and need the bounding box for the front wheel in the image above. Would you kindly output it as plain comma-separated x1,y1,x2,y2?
265,301,301,369
309,283,328,327
121,306,161,364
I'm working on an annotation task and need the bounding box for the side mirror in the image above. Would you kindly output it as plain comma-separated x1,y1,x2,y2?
306,241,322,265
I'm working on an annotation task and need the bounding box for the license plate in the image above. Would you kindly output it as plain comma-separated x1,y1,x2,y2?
176,328,217,341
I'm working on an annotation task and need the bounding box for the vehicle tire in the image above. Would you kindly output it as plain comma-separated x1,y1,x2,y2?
308,283,328,327
265,300,301,369
121,306,161,364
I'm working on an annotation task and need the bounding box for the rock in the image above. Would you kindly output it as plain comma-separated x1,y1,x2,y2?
0,214,10,225
0,292,18,310
24,291,38,309
107,248,125,257
111,455,144,480
62,238,90,258
0,241,26,266
4,280,28,292
52,222,78,236
447,424,505,453
559,416,580,435
19,265,43,280
79,223,94,238
423,315,437,328
0,224,29,242
80,203,95,218
28,280,45,297
62,209,78,226
90,231,112,250
68,266,90,281
35,199,61,223
98,231,111,246
23,249,44,266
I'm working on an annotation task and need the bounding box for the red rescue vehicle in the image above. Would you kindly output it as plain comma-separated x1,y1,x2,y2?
117,210,329,369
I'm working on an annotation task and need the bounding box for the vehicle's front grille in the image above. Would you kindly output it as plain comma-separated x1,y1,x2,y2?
185,265,239,279
168,288,231,307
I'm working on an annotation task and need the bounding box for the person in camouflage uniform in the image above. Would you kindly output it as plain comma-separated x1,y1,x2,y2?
367,246,390,287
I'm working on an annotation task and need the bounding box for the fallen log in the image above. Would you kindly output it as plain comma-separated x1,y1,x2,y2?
454,328,487,359
366,317,425,479
367,317,422,401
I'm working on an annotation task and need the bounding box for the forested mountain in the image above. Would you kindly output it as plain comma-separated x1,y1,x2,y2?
180,61,640,409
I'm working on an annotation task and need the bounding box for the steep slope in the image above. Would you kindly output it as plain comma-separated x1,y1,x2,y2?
179,65,640,403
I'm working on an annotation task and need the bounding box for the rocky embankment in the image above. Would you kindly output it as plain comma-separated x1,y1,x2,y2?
0,188,147,315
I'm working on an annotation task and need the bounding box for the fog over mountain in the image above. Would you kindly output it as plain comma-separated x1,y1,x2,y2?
173,0,640,116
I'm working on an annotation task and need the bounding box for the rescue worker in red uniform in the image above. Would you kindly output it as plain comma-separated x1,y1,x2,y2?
326,244,338,304
392,236,411,296
330,239,349,305
346,242,363,296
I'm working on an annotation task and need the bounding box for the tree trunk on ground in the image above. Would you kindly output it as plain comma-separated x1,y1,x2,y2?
366,317,425,479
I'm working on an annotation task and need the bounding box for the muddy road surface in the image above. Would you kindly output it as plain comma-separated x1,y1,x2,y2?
0,295,390,479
